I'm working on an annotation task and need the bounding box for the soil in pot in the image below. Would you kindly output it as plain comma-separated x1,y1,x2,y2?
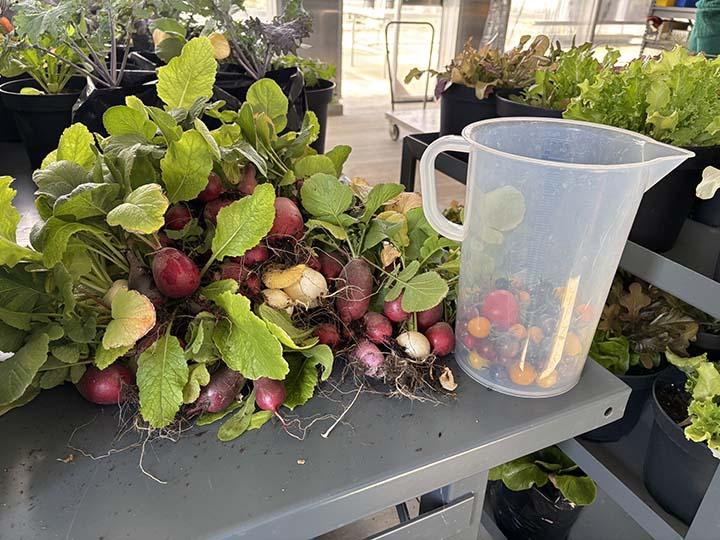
72,70,159,135
643,368,719,525
0,76,86,169
305,79,335,154
439,84,498,136
213,66,306,132
629,145,720,252
582,364,667,442
488,481,584,540
495,94,563,119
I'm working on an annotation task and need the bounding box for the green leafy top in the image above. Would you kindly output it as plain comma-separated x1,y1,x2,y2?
591,272,698,375
273,55,336,87
489,446,597,506
666,351,720,457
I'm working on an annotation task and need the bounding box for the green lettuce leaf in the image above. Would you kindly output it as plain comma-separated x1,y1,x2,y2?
552,474,597,506
137,333,189,428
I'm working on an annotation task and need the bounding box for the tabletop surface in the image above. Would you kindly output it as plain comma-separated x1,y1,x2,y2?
0,357,628,540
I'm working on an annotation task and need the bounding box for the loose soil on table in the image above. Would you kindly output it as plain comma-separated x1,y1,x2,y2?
657,384,691,424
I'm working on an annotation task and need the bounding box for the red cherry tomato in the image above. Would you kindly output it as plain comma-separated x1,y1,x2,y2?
475,339,497,361
481,289,519,330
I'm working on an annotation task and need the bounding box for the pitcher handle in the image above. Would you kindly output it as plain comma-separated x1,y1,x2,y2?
419,135,469,241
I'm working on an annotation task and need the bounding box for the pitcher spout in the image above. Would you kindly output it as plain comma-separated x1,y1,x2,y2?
643,140,695,191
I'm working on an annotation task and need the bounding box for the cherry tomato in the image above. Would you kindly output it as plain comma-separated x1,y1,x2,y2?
508,323,527,340
481,290,519,330
537,370,558,388
508,362,537,386
497,339,520,359
468,351,490,369
475,339,497,361
575,303,594,323
528,326,544,344
468,316,491,338
564,332,583,357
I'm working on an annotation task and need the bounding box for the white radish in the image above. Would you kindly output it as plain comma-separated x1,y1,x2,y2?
397,331,431,359
284,267,328,308
262,289,294,315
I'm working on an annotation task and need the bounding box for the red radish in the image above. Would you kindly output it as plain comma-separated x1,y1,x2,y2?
363,312,392,344
481,290,519,330
157,231,173,247
336,258,374,322
165,204,192,230
254,377,286,412
306,255,321,272
76,364,134,405
352,340,385,378
238,163,257,195
219,262,261,296
268,197,303,242
192,367,245,414
203,197,233,225
417,303,443,331
425,322,455,356
314,323,341,350
318,251,344,280
234,244,269,267
127,250,166,307
243,273,262,297
383,295,409,323
198,172,224,202
152,248,201,298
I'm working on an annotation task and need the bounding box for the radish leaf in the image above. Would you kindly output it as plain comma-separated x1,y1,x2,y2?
183,363,210,404
161,130,214,203
301,173,354,225
0,177,41,267
40,218,105,268
94,344,132,370
247,79,289,132
102,290,156,349
107,184,169,234
293,155,336,178
212,292,287,380
56,124,95,170
0,332,49,406
283,345,334,409
53,183,121,220
103,106,157,141
217,389,256,442
157,37,217,110
196,401,242,426
137,333,189,428
212,183,275,261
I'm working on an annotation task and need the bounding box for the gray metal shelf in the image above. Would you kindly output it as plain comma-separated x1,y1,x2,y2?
620,219,720,319
0,359,628,540
652,6,696,19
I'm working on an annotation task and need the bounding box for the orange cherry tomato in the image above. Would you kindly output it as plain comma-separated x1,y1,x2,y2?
537,370,558,388
564,332,583,357
517,290,530,304
509,323,527,340
468,316,491,339
0,17,13,34
528,326,544,344
508,362,537,385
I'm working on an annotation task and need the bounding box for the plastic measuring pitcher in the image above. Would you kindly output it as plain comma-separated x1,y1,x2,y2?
420,118,693,397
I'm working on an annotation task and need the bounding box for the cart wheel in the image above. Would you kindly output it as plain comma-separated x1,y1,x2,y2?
389,123,400,141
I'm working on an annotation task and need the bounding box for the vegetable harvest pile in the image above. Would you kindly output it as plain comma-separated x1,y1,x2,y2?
0,37,460,441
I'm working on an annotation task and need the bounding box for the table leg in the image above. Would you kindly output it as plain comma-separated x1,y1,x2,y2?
400,138,418,192
418,470,490,540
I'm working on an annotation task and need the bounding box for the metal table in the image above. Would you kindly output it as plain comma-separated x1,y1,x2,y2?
0,358,628,540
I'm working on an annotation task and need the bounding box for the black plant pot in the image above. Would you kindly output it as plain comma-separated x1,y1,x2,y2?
643,368,718,525
72,70,159,135
214,66,306,132
495,94,563,118
488,481,584,540
0,75,22,142
439,84,498,136
692,195,720,227
305,79,335,154
629,145,720,252
688,330,720,361
0,77,86,169
582,365,668,442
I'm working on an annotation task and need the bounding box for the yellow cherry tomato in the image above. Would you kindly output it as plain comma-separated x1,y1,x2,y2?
528,326,544,344
564,332,583,357
508,363,537,386
468,351,490,369
537,370,558,388
468,316,491,339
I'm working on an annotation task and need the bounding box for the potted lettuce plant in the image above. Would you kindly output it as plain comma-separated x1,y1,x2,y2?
583,273,698,442
643,351,719,525
565,47,720,252
496,41,618,119
405,35,550,136
274,54,335,152
488,446,596,540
